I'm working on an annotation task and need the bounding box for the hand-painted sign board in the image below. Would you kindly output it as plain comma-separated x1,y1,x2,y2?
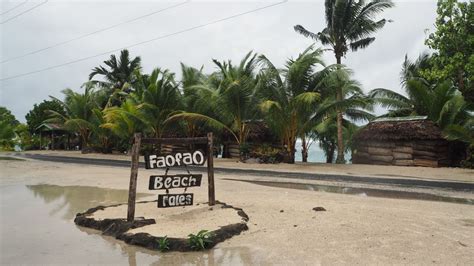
149,174,202,190
127,134,215,221
145,150,206,169
158,193,194,208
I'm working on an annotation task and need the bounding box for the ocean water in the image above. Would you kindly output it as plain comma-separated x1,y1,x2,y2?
294,139,351,163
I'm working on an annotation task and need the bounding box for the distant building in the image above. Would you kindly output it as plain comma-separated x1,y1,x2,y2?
352,116,465,167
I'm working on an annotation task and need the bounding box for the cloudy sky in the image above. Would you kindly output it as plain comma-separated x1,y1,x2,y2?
0,0,437,122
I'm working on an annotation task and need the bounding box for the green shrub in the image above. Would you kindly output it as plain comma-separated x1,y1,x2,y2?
156,236,170,251
188,230,213,250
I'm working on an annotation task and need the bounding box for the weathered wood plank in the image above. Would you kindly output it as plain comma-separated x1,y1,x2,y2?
393,146,413,154
414,159,438,168
370,155,393,162
393,159,414,166
413,150,438,158
393,152,412,160
368,147,393,156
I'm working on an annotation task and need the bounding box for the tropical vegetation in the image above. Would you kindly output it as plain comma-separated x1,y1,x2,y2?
294,0,395,163
2,0,471,167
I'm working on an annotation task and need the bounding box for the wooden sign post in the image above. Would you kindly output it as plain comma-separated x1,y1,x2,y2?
126,133,215,222
127,133,142,222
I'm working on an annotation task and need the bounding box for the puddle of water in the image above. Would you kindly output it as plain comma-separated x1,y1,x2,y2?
229,179,474,205
0,184,260,265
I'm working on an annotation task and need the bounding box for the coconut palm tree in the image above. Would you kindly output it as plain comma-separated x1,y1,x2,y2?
167,52,260,147
257,45,324,163
47,84,99,151
134,68,182,138
311,65,374,162
89,49,141,106
294,0,394,163
370,79,470,126
100,98,146,152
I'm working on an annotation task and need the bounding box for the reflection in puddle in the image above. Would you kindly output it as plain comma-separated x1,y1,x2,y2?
228,179,474,205
26,184,150,220
0,184,259,265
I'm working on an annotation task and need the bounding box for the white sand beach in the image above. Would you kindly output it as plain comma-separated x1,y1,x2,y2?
1,155,473,264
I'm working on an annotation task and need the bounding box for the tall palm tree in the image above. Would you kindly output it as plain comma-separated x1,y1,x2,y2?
294,0,394,163
89,49,141,106
312,65,374,162
257,45,324,163
167,52,260,147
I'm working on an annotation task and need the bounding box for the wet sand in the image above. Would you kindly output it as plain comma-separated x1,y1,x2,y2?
1,158,474,264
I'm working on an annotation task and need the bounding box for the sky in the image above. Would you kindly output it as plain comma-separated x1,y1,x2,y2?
0,0,438,123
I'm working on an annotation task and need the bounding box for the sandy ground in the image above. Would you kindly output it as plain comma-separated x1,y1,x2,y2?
1,158,474,264
11,150,474,182
93,202,244,238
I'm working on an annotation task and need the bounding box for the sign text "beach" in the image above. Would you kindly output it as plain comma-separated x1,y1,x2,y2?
149,174,202,190
145,150,206,169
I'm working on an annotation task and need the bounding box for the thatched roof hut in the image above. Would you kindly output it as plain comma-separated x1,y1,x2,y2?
355,116,444,141
353,116,459,167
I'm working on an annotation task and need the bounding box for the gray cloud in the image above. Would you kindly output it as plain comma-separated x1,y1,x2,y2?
0,0,437,122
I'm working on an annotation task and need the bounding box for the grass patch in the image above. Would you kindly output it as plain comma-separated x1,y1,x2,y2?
0,156,25,161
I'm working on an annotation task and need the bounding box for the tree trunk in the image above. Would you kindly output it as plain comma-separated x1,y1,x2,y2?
326,141,336,163
288,139,296,164
301,135,308,163
335,55,346,164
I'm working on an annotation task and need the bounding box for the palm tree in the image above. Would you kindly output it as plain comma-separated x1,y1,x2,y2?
312,65,374,162
101,98,145,152
180,64,213,137
294,0,394,163
257,45,324,163
167,52,260,148
89,49,141,106
47,84,99,151
134,68,182,138
370,79,470,127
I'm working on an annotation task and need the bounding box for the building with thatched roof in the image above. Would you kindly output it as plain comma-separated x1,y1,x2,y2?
352,116,462,167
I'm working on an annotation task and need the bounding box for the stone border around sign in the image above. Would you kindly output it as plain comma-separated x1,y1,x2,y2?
74,200,249,252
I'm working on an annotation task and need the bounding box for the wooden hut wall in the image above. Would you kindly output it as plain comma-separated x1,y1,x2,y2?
354,140,449,167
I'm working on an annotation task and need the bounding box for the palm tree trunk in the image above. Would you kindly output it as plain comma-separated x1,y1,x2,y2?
301,135,308,163
335,55,346,164
327,142,336,163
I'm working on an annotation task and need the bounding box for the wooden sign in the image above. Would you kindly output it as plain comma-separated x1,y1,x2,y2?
149,174,202,190
127,133,215,222
145,150,206,169
158,193,193,208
